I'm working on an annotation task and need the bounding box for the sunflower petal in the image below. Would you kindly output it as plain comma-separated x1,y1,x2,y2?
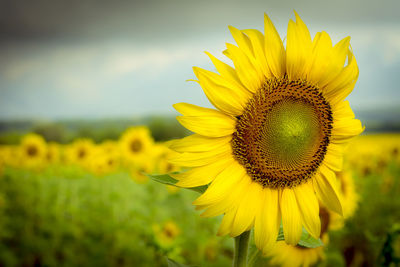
168,145,231,167
294,181,321,239
205,52,247,92
176,115,235,137
264,13,285,78
254,187,280,253
313,166,343,215
324,50,359,104
167,134,231,153
193,67,250,115
242,29,270,77
281,188,303,245
306,31,334,85
286,12,312,81
318,36,351,87
225,43,263,93
331,118,364,143
193,161,245,205
230,182,263,237
200,174,252,217
332,100,355,121
323,143,344,172
173,156,233,187
217,208,237,236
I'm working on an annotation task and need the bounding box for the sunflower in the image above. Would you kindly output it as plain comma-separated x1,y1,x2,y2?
65,139,94,167
0,145,23,168
119,126,154,164
46,142,61,164
129,157,153,184
153,221,181,248
20,133,47,168
168,12,363,252
88,148,120,176
153,143,181,174
100,140,120,154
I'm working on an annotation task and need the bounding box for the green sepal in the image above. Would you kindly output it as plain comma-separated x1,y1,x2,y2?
147,173,208,194
276,225,324,248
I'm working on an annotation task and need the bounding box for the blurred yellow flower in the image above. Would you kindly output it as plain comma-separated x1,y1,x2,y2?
153,221,180,248
166,185,180,194
119,126,154,164
46,142,61,164
65,139,94,168
0,145,22,168
20,133,47,168
153,143,180,174
89,148,120,176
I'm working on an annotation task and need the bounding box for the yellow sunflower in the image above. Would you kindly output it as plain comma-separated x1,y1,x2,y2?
0,145,23,168
65,139,94,167
119,126,154,164
46,142,61,164
153,221,181,248
20,133,47,168
153,143,181,174
168,12,363,252
88,147,120,176
129,156,154,184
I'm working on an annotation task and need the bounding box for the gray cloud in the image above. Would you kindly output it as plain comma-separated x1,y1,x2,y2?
0,0,399,119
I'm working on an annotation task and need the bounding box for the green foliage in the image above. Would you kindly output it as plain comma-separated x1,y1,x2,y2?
148,173,208,194
147,117,190,142
33,123,68,143
276,226,324,248
0,167,233,267
326,160,400,267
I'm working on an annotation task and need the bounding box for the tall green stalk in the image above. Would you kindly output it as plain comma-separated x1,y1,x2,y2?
233,230,251,267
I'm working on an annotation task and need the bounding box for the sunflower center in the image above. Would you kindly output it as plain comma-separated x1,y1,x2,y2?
231,77,332,189
130,139,142,153
77,148,86,159
26,145,38,157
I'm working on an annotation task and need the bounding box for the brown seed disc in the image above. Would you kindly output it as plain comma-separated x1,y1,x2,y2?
231,77,333,189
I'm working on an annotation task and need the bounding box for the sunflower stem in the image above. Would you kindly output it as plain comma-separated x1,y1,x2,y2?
233,230,250,267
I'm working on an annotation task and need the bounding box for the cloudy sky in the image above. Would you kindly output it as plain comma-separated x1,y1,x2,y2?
0,0,399,119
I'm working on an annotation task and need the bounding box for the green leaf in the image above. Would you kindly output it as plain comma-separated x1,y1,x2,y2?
276,225,285,241
147,173,208,194
166,258,192,267
298,229,324,248
276,225,324,248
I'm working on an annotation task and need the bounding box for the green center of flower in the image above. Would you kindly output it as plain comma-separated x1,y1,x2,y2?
261,99,321,170
231,77,332,189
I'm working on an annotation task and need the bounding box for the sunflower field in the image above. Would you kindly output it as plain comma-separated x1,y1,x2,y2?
0,126,399,267
1,4,400,267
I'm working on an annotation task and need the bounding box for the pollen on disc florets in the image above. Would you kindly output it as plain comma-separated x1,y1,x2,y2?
231,77,333,189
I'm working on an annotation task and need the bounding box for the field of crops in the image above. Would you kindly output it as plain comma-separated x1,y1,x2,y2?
0,129,399,267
